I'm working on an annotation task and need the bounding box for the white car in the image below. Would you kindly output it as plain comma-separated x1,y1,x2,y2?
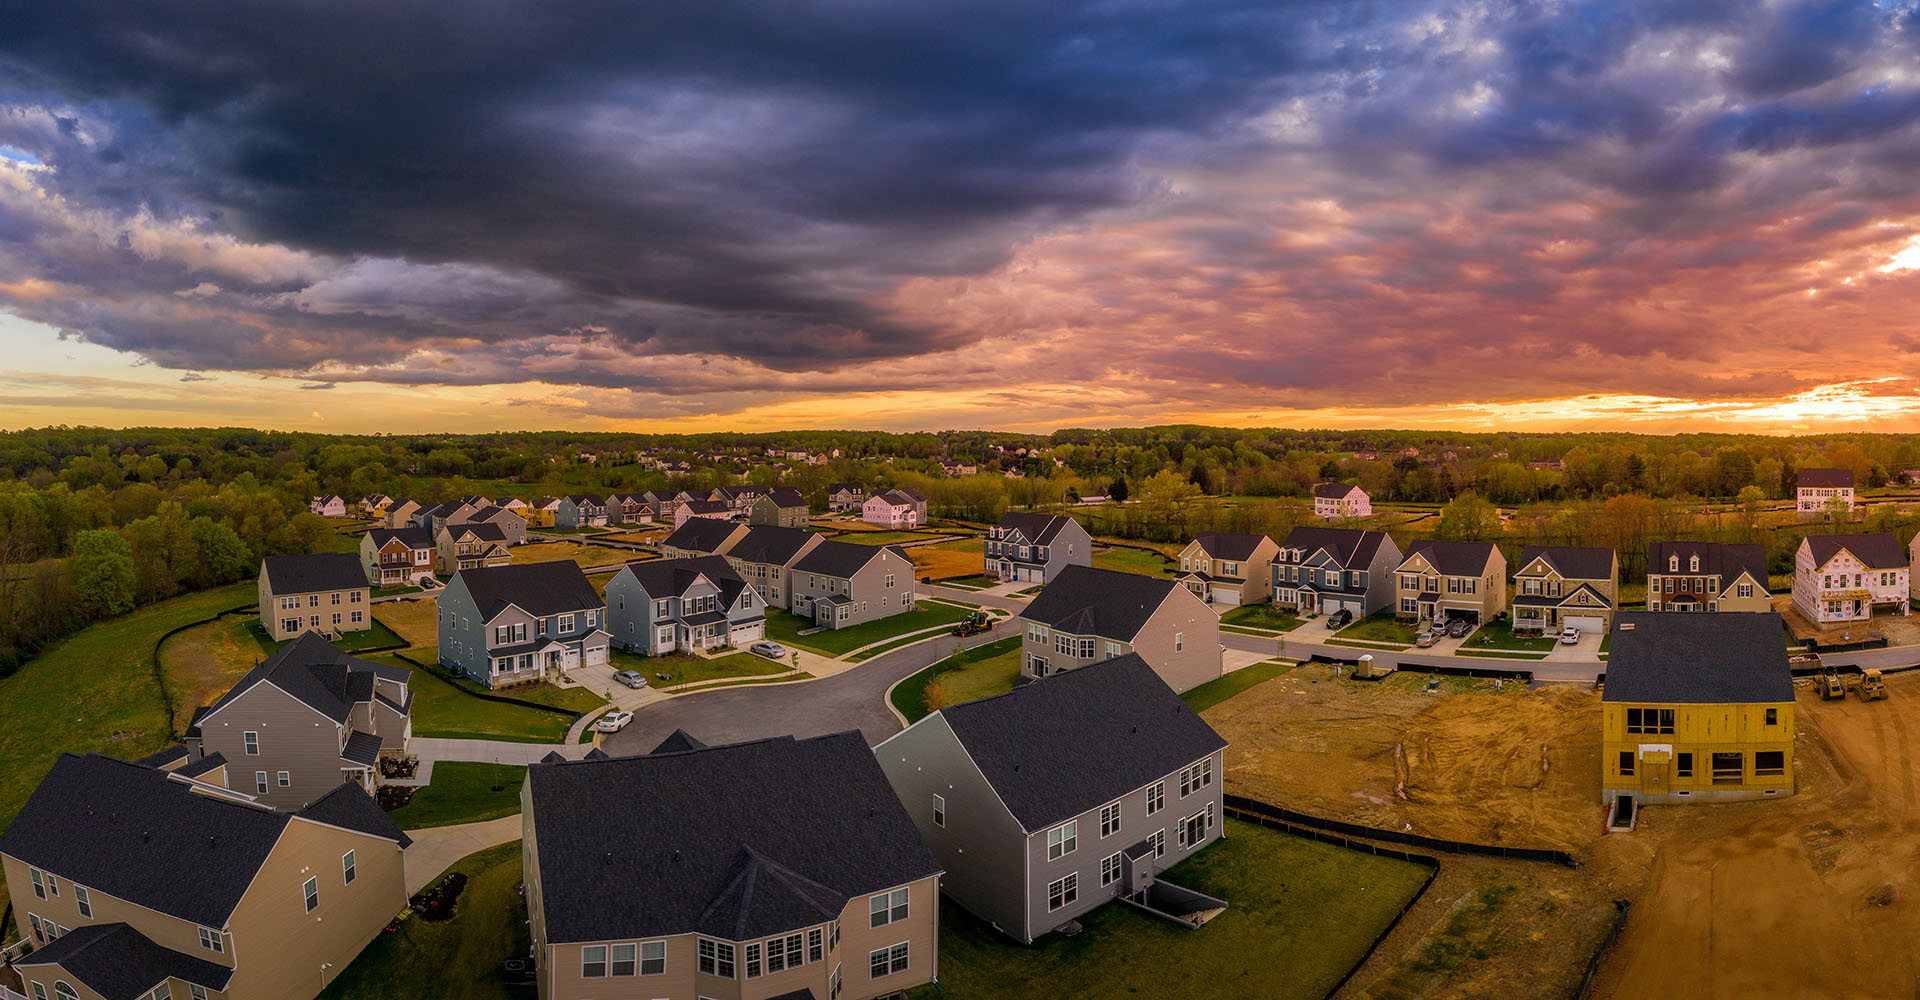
594,709,634,733
1560,626,1580,645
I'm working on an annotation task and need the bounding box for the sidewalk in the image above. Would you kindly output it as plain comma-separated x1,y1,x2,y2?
411,736,589,765
402,814,522,894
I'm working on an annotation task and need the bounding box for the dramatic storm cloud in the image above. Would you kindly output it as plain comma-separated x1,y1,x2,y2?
4,0,1920,430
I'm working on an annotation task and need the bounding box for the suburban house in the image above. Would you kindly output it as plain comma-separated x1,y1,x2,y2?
1791,533,1910,624
183,632,412,808
642,489,690,522
521,733,941,1000
714,485,772,513
1311,483,1372,520
1602,612,1794,808
1176,532,1280,606
496,496,530,514
258,553,371,643
1796,468,1856,520
828,483,867,512
1646,541,1770,613
412,499,480,537
984,513,1093,585
606,493,654,525
660,517,750,559
1016,565,1221,693
466,504,529,546
789,541,918,629
1392,540,1508,626
675,498,736,528
556,495,609,529
523,496,563,528
309,495,348,517
899,488,929,521
877,655,1228,944
1510,545,1619,634
437,521,514,574
359,526,436,588
605,556,766,655
2,751,409,1000
438,561,609,688
381,498,420,529
359,494,391,514
1271,527,1403,619
749,486,811,528
862,490,922,528
724,524,825,609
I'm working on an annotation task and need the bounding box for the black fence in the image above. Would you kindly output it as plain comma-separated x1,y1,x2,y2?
391,651,584,721
151,602,258,737
1573,899,1631,999
1805,635,1890,653
1223,794,1579,867
1303,651,1536,683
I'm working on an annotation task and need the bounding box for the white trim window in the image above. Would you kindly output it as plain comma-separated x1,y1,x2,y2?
303,876,319,913
1147,781,1165,815
278,770,291,788
869,887,909,928
255,771,269,795
189,987,208,1000
1046,819,1079,860
243,732,259,755
1180,758,1213,797
869,942,910,979
28,867,44,899
610,942,636,976
582,945,608,978
933,794,945,828
1174,632,1184,652
640,940,666,975
1101,852,1123,886
1047,873,1079,911
1148,829,1167,858
74,886,91,918
343,850,356,885
697,938,736,978
198,926,223,953
1099,801,1122,838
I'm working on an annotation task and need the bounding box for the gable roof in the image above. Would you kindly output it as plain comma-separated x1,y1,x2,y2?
261,553,364,595
764,486,808,509
15,922,235,997
727,525,821,566
869,489,916,507
200,632,406,726
995,512,1078,545
829,482,864,494
453,561,602,619
445,521,509,543
1797,467,1855,489
367,526,433,549
1278,526,1390,568
682,499,731,515
937,655,1227,831
563,495,605,506
1016,565,1179,641
651,729,708,754
1312,482,1362,500
1516,545,1616,581
1191,531,1271,562
618,556,748,604
1646,540,1769,584
1603,612,1792,705
1401,539,1498,577
662,517,743,554
1804,532,1908,570
791,539,895,578
295,781,411,848
526,733,938,944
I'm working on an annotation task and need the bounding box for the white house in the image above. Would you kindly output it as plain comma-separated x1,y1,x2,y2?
863,489,921,528
309,494,348,517
1796,468,1855,520
1311,483,1371,520
1793,533,1908,625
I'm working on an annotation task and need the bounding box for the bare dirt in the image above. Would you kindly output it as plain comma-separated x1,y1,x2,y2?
158,614,268,712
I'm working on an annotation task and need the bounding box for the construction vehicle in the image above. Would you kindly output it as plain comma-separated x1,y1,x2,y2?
952,611,992,638
1815,668,1847,701
1857,668,1888,702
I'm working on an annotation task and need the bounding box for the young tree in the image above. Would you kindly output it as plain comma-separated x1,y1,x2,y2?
70,529,139,619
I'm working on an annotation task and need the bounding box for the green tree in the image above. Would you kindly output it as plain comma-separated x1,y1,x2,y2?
1435,491,1497,540
70,529,139,619
190,516,253,588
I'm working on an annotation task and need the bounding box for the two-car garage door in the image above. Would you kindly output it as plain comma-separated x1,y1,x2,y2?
1564,615,1605,633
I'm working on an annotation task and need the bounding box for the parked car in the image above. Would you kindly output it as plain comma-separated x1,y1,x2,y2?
594,709,634,733
1324,608,1353,629
1560,626,1580,645
612,670,648,689
1445,618,1471,638
1414,631,1440,648
750,641,787,659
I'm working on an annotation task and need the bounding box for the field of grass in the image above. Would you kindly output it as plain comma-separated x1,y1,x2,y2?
368,655,574,743
836,530,929,545
1181,660,1298,712
1335,611,1420,646
1219,604,1307,632
528,525,609,535
763,602,974,656
374,597,442,648
605,649,790,688
907,537,985,580
1465,618,1558,652
891,636,1023,723
1092,545,1177,577
385,763,526,829
512,541,634,568
912,818,1431,1000
934,574,994,590
159,614,273,717
317,842,531,1000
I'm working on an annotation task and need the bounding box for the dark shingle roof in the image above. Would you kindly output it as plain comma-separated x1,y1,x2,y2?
1604,612,1791,704
134,744,189,769
662,518,742,554
16,922,234,997
261,553,364,595
367,526,433,549
1646,541,1769,585
1192,532,1271,562
446,521,509,543
765,486,808,509
1017,565,1179,641
682,499,731,515
1805,533,1908,570
1517,545,1616,581
728,525,820,566
526,733,938,944
295,782,411,848
341,730,384,768
454,561,602,620
792,539,891,579
1402,539,1498,577
178,752,226,779
871,489,917,507
1279,526,1390,568
938,655,1227,831
619,556,747,604
1798,467,1855,489
829,483,864,494
996,513,1076,545
200,632,406,726
651,730,708,754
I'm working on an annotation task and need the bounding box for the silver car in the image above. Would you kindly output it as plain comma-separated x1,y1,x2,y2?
750,641,788,659
612,670,648,689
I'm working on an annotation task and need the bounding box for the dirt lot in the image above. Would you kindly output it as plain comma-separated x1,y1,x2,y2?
907,538,983,580
1773,592,1920,646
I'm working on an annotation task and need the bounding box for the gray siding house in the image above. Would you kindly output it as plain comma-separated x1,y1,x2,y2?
723,525,825,610
789,541,918,629
876,655,1228,943
1016,565,1222,693
468,504,529,545
555,495,609,529
828,483,866,512
437,562,609,688
1271,526,1404,618
605,556,767,654
749,486,811,528
984,513,1093,584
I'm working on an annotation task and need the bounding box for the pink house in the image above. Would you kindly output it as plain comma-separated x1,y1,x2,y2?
863,490,921,528
1311,483,1371,520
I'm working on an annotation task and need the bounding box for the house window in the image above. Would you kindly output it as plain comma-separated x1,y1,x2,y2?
1765,708,1778,726
303,876,319,913
1618,751,1635,777
1101,852,1123,886
351,610,364,624
1028,624,1046,642
1677,752,1694,777
1077,638,1095,658
1148,829,1167,857
1180,759,1213,796
809,928,825,964
1047,873,1079,911
199,926,223,953
933,794,945,828
255,771,269,795
582,945,608,978
1104,641,1124,660
869,942,910,979
29,868,43,899
1755,751,1786,777
745,942,764,978
869,887,909,928
282,618,301,633
343,850,356,885
558,613,575,632
698,939,736,978
53,985,78,1000
1100,801,1122,838
1711,752,1745,785
1047,820,1079,860
640,940,666,974
278,770,291,787
244,731,259,755
1624,708,1675,735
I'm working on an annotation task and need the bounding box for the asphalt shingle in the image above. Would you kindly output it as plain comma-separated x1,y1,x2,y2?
261,553,365,595
1016,565,1177,642
1603,612,1792,705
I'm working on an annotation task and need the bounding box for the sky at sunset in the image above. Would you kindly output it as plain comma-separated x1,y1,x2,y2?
5,1,1920,435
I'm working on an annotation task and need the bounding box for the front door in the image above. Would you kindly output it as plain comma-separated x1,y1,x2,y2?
1641,750,1670,795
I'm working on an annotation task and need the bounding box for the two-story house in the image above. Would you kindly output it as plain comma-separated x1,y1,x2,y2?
1646,541,1771,612
606,556,765,654
1392,540,1508,626
360,526,436,588
182,632,411,807
789,541,917,629
1271,526,1402,618
723,525,825,609
1792,533,1910,624
412,499,480,538
381,498,421,529
1602,612,1794,810
359,494,391,515
1510,545,1619,634
602,493,651,526
309,495,348,518
828,483,866,512
862,490,920,528
1796,468,1856,520
642,489,690,522
437,521,514,574
660,517,750,560
465,504,529,546
556,495,609,529
523,496,563,529
1311,483,1371,520
438,561,610,688
985,513,1093,585
749,486,811,529
674,498,736,528
2,752,408,1000
522,732,941,1000
714,485,772,513
1016,565,1221,693
258,553,370,643
1175,532,1280,606
877,655,1227,944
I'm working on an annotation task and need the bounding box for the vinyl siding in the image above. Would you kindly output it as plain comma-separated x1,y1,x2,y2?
197,684,348,809
224,817,408,1000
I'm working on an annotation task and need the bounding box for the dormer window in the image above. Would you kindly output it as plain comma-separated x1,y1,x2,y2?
1689,555,1700,572
1668,554,1679,572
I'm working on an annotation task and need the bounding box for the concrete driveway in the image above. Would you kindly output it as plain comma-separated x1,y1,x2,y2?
571,662,668,710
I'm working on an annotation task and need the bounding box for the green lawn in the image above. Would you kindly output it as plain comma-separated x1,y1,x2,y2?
1183,660,1298,712
529,526,608,535
371,584,424,598
317,843,531,1000
245,616,406,654
913,818,1431,1000
369,655,574,743
1092,546,1177,577
764,603,974,656
936,575,995,590
386,763,525,829
1219,605,1307,632
892,637,1023,723
837,531,929,545
1463,618,1557,652
1335,611,1420,646
605,649,791,688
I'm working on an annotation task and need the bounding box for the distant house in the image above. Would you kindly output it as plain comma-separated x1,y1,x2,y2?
184,632,412,807
309,495,347,517
660,517,749,560
1796,468,1856,520
1646,541,1771,613
828,483,867,512
2,751,409,1000
748,486,810,528
722,525,825,609
642,489,688,522
521,733,941,1000
1272,527,1402,618
1176,532,1280,606
1392,540,1507,626
359,526,436,588
877,655,1228,944
1311,483,1370,520
713,485,772,513
674,498,735,528
556,495,609,529
437,521,513,574
466,504,528,545
437,561,609,688
789,541,917,629
1016,565,1221,693
380,498,420,529
605,493,653,525
605,556,765,654
359,494,391,514
1792,533,1909,624
985,513,1093,584
1510,545,1619,634
523,496,563,529
259,553,370,643
863,490,921,528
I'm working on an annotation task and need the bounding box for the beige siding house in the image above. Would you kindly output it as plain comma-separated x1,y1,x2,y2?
437,521,514,574
1176,532,1279,606
748,486,811,528
789,541,917,629
258,553,371,642
1646,541,1772,613
1392,540,1507,626
360,526,436,588
1510,545,1618,634
1016,565,1221,693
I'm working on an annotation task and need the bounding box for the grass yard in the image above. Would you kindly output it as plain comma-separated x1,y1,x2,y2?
374,597,442,648
913,818,1431,1000
512,541,634,568
1182,660,1298,712
368,655,573,743
935,574,994,590
1220,604,1307,632
385,763,526,829
907,538,985,580
529,526,609,535
605,649,790,688
763,602,975,656
1092,545,1177,577
317,843,531,1000
835,530,928,545
891,637,1023,723
1335,611,1420,646
1464,618,1558,652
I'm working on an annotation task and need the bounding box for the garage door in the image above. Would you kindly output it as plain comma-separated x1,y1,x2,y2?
582,644,606,666
1564,615,1604,633
1208,586,1242,605
732,620,766,644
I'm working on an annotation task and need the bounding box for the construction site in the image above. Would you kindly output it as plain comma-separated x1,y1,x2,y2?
1201,662,1920,998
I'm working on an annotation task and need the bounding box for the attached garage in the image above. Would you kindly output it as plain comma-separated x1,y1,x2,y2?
582,642,607,666
1564,614,1605,634
1207,584,1244,605
731,619,766,644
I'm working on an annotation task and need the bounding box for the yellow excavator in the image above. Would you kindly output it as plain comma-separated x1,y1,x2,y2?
1856,668,1888,702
